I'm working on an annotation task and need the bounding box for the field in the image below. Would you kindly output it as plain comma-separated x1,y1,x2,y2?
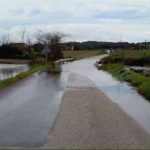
111,50,150,58
63,50,103,60
0,59,30,64
102,50,150,66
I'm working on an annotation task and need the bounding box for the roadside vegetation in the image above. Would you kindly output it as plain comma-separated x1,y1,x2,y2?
0,65,43,89
98,50,150,101
0,31,66,88
65,41,150,50
102,50,150,66
99,63,150,101
63,50,103,60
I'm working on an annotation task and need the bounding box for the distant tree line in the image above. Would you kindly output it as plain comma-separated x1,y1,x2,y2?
0,40,149,59
0,27,150,60
0,31,66,60
65,41,150,50
0,44,23,59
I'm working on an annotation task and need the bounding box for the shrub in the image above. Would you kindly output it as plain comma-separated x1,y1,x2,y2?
131,75,147,86
101,50,150,66
34,57,46,64
139,82,150,100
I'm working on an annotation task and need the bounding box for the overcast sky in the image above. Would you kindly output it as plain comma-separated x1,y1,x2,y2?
0,0,150,42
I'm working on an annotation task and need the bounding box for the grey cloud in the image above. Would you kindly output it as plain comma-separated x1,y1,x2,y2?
8,8,25,16
29,9,42,16
0,0,150,42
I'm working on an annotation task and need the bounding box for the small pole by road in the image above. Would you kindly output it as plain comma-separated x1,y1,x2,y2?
42,44,51,65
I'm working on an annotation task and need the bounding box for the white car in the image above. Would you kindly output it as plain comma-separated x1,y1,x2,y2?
105,49,111,54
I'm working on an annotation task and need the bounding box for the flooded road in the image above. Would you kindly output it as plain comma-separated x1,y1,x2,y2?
0,64,29,80
62,56,150,134
0,72,66,148
0,55,150,148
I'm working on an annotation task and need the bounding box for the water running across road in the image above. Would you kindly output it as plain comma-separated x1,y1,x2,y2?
62,56,150,134
0,55,150,148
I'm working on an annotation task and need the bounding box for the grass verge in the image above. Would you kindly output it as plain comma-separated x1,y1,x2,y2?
0,65,43,89
98,63,150,101
102,50,150,66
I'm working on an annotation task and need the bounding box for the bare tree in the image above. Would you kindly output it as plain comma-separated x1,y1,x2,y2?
1,32,10,45
26,36,36,60
26,36,32,46
36,30,66,44
36,31,66,60
20,28,26,43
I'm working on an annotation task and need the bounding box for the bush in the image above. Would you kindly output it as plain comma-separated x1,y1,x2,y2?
139,82,150,100
33,57,46,64
101,50,150,66
131,75,147,86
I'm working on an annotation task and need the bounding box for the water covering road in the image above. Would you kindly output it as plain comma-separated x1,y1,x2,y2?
0,55,150,148
62,56,150,134
0,72,67,148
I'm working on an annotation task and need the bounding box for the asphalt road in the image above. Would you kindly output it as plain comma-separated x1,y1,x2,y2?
0,72,66,148
46,73,150,149
1,55,150,149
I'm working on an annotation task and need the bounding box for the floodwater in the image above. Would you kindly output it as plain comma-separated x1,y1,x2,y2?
62,56,150,134
0,56,150,148
0,64,29,80
0,72,66,148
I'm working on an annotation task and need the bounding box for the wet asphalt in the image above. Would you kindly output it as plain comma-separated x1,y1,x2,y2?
46,74,150,149
0,54,150,148
0,72,66,148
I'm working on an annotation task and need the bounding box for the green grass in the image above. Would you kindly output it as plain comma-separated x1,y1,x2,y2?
0,65,43,89
112,50,150,59
98,50,150,101
99,63,150,101
63,50,103,60
102,50,150,66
